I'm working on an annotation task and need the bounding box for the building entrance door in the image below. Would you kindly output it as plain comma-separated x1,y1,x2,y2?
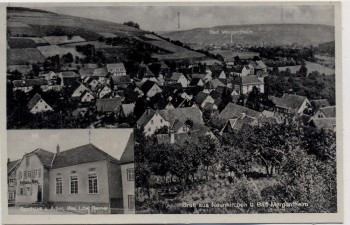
37,185,42,202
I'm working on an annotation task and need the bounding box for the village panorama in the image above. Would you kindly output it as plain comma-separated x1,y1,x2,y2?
6,6,337,214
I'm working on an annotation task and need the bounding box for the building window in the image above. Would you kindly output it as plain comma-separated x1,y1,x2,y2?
56,177,63,195
28,171,31,179
24,171,27,179
9,178,14,186
26,157,30,167
148,127,151,132
160,119,163,123
151,120,154,124
127,168,134,181
128,195,135,209
20,188,24,195
70,176,78,194
183,126,186,132
88,173,98,194
26,187,31,196
9,192,14,200
35,170,38,178
18,172,22,180
38,169,41,178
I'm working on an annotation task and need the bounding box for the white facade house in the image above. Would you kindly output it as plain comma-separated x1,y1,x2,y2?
27,93,53,114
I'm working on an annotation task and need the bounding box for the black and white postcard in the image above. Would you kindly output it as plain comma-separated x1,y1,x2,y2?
1,1,342,224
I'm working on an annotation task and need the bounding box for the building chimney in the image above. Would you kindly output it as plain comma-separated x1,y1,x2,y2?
56,144,60,154
146,107,151,115
169,130,175,144
8,158,10,163
241,113,246,119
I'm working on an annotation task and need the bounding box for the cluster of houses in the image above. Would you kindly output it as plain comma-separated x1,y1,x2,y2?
7,132,135,214
10,59,266,121
10,58,335,135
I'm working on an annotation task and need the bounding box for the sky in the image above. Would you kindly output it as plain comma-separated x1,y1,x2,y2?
7,129,133,161
26,4,335,32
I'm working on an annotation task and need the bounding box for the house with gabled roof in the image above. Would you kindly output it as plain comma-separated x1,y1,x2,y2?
310,99,330,111
204,79,226,93
137,65,155,80
80,90,95,103
140,80,162,98
107,63,126,76
97,85,112,99
14,139,135,214
120,103,135,118
96,97,124,114
40,71,57,81
248,60,267,75
119,133,135,214
168,72,189,88
313,106,336,119
8,158,21,206
27,93,53,114
15,148,55,206
270,94,311,115
308,118,336,131
111,76,131,89
137,107,204,136
219,103,262,122
238,75,265,94
13,79,49,93
71,83,89,99
191,73,212,83
189,78,204,87
194,91,215,109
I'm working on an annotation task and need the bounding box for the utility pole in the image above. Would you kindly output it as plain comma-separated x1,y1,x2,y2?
178,12,180,30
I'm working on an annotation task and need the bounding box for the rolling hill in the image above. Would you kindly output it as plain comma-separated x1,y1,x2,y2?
7,7,207,62
161,24,335,47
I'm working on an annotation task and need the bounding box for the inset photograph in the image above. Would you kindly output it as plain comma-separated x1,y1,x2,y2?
7,129,134,214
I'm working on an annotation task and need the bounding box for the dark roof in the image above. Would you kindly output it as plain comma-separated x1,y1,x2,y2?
137,107,204,127
111,75,131,85
119,133,134,164
107,63,126,71
60,71,77,78
137,108,156,126
219,103,261,120
310,99,330,110
170,72,185,81
27,93,44,110
158,107,204,127
241,75,264,85
52,144,118,169
249,60,267,69
96,97,123,113
13,79,48,87
93,68,108,77
79,68,94,77
137,66,155,79
270,94,308,111
141,80,159,94
8,159,21,174
319,106,336,118
210,90,222,100
309,118,336,130
172,119,186,132
195,91,210,105
24,149,55,168
205,79,225,89
189,78,203,86
191,74,207,80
